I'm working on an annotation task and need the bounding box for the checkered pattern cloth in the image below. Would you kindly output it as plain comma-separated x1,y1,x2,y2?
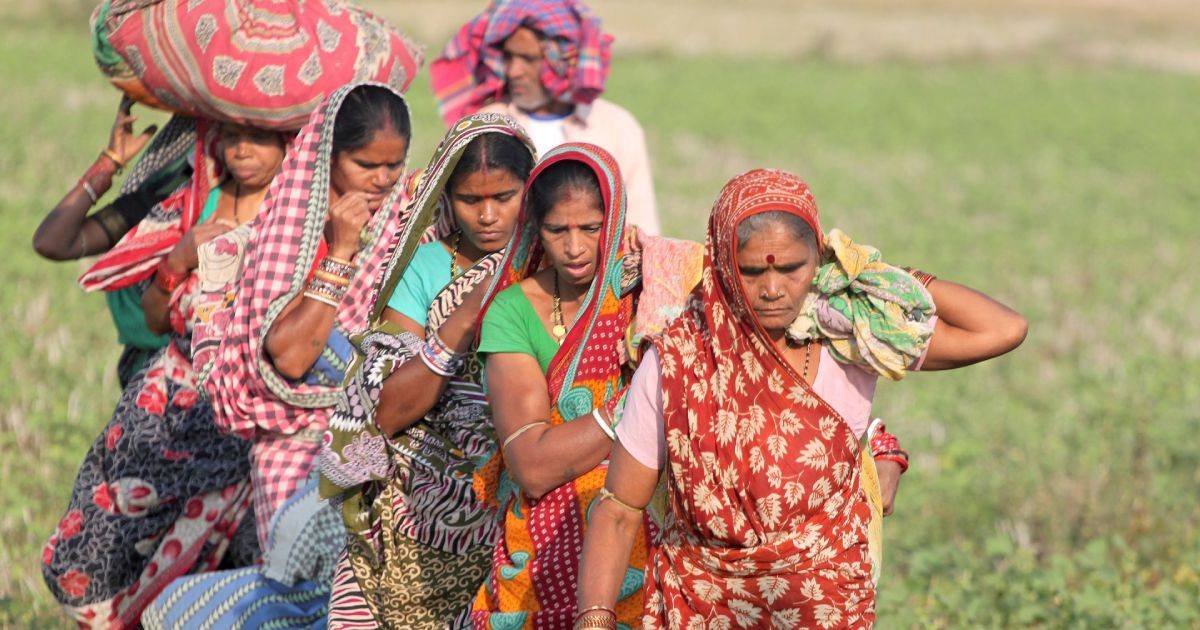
201,83,409,437
430,0,613,125
250,433,322,550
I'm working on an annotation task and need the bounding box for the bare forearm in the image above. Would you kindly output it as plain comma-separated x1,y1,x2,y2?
142,285,174,335
509,419,611,499
923,278,1028,370
376,361,455,435
33,195,109,260
576,502,643,610
265,298,338,380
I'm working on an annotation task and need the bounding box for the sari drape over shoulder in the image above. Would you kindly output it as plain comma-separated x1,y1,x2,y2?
318,113,538,628
645,169,875,629
469,143,652,629
197,82,410,536
43,128,255,629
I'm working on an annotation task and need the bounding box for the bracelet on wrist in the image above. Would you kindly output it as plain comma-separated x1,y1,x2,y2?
312,268,351,287
101,148,126,172
154,258,189,294
303,290,340,308
573,605,617,630
305,275,347,306
902,266,936,288
418,331,463,377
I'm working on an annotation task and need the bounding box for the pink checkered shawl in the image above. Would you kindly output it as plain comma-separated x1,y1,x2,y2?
200,83,409,436
430,0,613,126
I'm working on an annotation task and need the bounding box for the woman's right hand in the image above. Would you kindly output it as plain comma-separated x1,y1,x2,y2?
435,264,500,352
106,95,158,167
167,220,236,272
327,192,372,259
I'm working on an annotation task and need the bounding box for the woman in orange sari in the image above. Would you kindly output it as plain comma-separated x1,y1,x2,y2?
575,169,1028,628
470,142,648,628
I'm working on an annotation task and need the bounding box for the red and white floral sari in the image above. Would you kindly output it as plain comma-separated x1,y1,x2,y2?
646,169,875,629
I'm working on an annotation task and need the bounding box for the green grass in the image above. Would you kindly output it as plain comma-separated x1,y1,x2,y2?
3,23,1199,628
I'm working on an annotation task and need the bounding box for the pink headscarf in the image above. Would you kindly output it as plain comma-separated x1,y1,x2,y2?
430,0,613,125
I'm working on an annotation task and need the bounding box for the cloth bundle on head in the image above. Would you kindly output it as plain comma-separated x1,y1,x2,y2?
787,228,936,381
79,116,215,292
197,83,408,438
92,0,423,130
430,0,613,126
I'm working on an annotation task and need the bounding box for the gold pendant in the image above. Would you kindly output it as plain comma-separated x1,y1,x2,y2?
552,324,567,340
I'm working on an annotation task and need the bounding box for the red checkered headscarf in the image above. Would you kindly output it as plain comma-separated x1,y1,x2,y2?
201,83,411,436
430,0,613,125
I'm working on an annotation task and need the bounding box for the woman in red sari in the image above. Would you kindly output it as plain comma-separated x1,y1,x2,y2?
574,169,1028,628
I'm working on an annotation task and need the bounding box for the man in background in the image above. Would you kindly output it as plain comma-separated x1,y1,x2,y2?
431,0,660,234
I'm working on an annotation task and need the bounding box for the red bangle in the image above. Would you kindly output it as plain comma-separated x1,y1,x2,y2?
875,453,910,474
154,258,188,294
870,422,909,474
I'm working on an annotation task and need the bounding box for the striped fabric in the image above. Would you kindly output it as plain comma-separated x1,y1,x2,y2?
319,114,535,627
143,474,344,630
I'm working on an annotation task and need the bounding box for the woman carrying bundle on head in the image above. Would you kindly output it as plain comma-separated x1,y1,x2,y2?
574,169,1028,629
318,113,537,628
467,142,650,629
42,114,289,628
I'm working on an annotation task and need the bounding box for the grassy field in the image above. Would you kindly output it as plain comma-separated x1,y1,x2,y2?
3,10,1200,628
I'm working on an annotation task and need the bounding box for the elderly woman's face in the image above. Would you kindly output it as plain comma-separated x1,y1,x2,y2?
736,220,818,334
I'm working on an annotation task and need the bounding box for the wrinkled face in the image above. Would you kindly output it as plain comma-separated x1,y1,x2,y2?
218,123,286,189
449,167,525,254
330,128,408,212
502,27,553,112
540,187,604,288
735,218,818,335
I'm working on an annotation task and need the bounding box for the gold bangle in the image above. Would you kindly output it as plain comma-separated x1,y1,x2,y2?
303,290,340,308
501,421,548,451
313,269,351,286
597,487,644,514
573,606,617,630
324,254,357,268
102,148,125,170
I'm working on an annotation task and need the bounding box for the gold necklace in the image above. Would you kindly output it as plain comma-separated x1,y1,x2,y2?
551,272,567,342
448,231,463,279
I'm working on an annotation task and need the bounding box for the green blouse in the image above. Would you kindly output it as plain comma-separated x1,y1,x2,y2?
477,284,561,375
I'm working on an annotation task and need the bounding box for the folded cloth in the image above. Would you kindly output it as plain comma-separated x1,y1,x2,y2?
788,228,936,380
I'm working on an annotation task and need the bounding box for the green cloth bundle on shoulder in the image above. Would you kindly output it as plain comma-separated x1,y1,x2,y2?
788,229,936,380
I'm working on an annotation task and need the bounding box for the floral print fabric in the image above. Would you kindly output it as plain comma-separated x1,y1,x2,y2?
645,169,875,629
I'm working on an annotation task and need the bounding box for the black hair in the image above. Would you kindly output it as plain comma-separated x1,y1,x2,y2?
735,210,818,253
526,160,603,225
332,85,412,154
446,132,535,192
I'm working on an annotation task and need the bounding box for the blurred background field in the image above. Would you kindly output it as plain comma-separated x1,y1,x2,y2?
2,0,1199,626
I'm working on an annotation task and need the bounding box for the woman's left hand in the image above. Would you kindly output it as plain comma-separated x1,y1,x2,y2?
876,459,902,516
107,95,158,167
625,224,644,254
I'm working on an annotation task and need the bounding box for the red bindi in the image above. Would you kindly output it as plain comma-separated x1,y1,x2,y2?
766,254,776,264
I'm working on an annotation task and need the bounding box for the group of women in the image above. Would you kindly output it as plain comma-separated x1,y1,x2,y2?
36,79,1027,629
